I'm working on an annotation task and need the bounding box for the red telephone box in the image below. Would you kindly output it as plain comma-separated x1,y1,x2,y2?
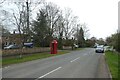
50,40,58,54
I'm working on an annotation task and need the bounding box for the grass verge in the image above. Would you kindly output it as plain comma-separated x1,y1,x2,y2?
105,51,119,78
2,51,69,66
76,48,84,50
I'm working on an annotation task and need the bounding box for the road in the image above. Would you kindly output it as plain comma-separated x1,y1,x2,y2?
2,48,110,79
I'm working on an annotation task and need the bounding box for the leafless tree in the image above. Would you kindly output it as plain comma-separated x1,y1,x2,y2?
81,23,90,40
0,0,6,4
0,9,13,31
8,0,44,41
62,8,79,39
42,2,61,38
54,11,64,38
74,23,90,40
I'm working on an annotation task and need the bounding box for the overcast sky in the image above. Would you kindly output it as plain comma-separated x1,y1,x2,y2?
46,0,119,39
1,0,119,39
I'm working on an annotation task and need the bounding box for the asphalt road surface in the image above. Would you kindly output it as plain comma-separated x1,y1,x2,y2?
2,48,110,79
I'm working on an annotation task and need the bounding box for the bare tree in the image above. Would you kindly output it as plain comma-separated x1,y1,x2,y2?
74,23,90,40
8,0,44,41
0,9,13,31
81,23,90,40
41,2,61,39
54,12,64,39
0,0,6,4
62,8,78,39
54,12,64,49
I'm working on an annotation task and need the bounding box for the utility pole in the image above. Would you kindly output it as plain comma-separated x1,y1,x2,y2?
26,0,29,33
26,0,30,42
77,24,79,46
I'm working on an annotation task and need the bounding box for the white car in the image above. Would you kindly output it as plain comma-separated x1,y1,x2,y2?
4,44,19,49
74,44,78,48
95,45,104,53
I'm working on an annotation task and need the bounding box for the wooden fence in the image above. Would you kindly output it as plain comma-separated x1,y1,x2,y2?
2,46,72,57
2,47,50,57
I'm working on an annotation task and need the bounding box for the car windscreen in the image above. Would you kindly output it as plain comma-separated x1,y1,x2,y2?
7,45,14,48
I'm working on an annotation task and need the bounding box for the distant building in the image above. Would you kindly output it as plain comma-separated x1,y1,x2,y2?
2,33,23,47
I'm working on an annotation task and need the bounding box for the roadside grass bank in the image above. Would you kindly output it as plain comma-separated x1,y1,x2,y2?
105,51,119,79
75,48,84,50
2,50,69,66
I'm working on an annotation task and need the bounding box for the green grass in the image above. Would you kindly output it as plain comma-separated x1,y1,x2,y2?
75,48,84,50
105,51,119,78
2,51,69,66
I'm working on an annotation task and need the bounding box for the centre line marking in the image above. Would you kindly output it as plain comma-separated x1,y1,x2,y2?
70,57,80,62
4,66,10,69
36,67,62,79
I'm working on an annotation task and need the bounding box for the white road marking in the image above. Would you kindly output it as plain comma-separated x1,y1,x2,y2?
36,67,62,79
0,66,10,70
70,57,80,62
4,66,10,69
